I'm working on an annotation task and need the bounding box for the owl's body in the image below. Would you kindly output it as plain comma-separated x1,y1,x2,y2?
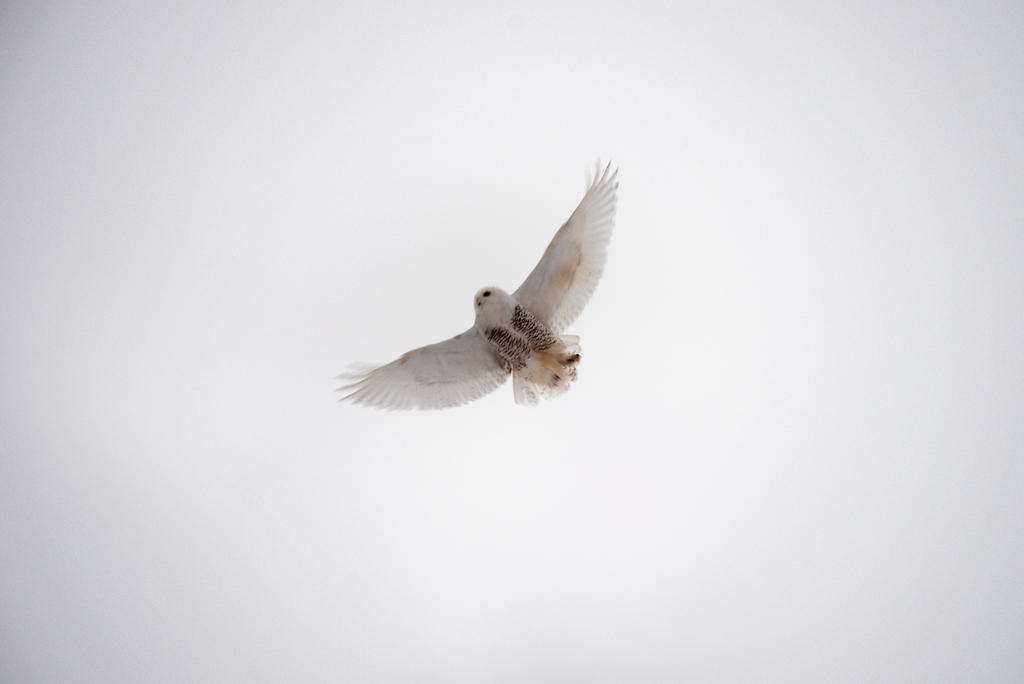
339,162,618,409
475,289,582,404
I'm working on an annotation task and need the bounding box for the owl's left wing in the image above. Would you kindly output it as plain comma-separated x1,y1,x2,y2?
513,162,618,333
337,327,508,410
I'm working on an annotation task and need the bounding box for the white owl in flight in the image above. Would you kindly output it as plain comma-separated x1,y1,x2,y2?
339,162,618,409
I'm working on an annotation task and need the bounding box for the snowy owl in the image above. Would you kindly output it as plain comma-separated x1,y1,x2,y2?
338,162,618,409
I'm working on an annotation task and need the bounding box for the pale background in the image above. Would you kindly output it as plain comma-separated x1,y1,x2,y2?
2,1,1022,682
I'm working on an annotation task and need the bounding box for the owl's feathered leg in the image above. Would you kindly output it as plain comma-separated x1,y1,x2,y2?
512,335,582,405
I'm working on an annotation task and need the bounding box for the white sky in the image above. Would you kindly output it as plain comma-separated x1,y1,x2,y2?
2,1,1022,681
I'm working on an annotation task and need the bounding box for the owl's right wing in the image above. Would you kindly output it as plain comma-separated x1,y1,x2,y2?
337,327,509,410
512,162,618,333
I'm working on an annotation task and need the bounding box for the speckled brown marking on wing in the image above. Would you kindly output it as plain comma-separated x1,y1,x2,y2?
485,326,531,371
511,305,558,351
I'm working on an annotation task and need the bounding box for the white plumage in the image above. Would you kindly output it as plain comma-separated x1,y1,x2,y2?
338,162,618,409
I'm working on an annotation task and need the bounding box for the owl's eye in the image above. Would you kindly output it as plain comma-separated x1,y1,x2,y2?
483,291,491,297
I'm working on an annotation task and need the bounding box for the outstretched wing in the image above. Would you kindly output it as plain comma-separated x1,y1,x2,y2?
513,162,618,333
338,328,508,410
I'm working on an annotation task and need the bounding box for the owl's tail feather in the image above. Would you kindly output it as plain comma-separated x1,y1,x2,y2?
512,335,582,405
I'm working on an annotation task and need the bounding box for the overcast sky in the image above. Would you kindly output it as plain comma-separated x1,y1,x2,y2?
2,1,1023,682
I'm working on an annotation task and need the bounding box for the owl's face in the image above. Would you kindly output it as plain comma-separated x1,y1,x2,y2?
474,286,512,321
474,286,501,309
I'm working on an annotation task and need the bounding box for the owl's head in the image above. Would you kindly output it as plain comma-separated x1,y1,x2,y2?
473,286,513,322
